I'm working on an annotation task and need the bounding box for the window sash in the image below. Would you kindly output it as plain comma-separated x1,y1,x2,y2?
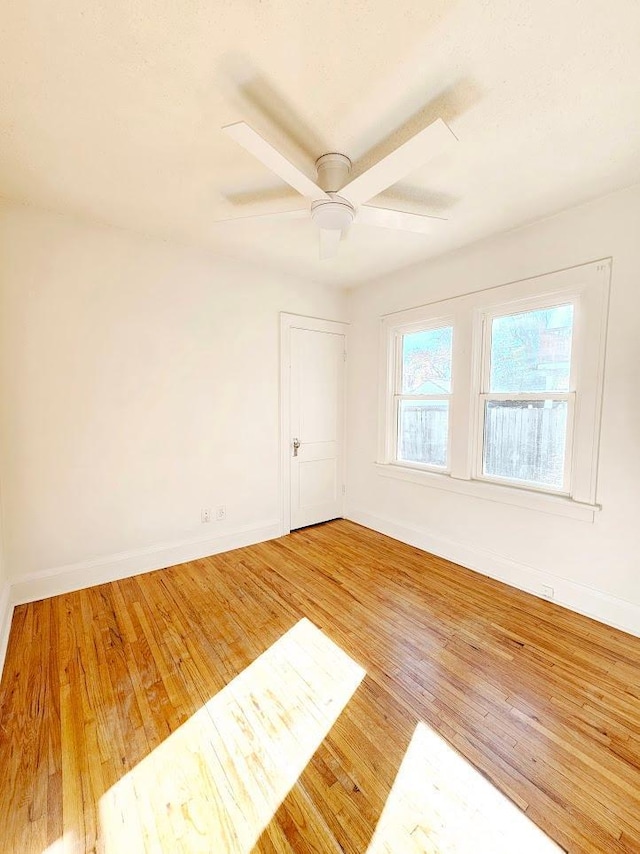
475,392,575,494
482,301,577,395
394,325,454,395
394,394,452,471
480,393,574,403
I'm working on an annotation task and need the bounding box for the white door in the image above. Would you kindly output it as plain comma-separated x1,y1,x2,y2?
289,325,346,530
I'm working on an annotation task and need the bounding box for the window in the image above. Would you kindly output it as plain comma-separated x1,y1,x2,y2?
480,304,574,492
396,325,453,469
378,260,610,518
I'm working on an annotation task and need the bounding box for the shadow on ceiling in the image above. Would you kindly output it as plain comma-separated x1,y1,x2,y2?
218,57,482,215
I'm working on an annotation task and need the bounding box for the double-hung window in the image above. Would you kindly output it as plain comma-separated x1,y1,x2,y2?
395,323,453,470
479,303,574,493
378,260,610,519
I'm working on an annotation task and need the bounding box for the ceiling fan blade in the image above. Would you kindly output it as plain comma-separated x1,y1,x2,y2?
213,208,308,223
339,118,456,206
319,228,341,260
222,122,329,201
358,205,446,234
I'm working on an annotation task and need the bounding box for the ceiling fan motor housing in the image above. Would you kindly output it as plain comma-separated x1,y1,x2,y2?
315,152,352,192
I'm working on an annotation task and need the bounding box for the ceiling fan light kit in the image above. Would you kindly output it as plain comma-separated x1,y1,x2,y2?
311,197,355,231
220,117,457,260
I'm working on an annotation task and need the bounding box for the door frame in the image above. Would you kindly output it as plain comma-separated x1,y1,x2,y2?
280,312,349,535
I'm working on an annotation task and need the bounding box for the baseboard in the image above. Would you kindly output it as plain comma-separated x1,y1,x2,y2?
0,581,13,682
9,520,282,607
347,509,640,639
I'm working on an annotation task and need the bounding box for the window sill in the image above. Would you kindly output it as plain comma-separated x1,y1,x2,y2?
374,463,600,522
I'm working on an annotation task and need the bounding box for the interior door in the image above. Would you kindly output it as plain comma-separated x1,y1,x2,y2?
290,326,345,530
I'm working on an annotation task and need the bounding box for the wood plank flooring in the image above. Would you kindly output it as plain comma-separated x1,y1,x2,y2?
1,519,640,853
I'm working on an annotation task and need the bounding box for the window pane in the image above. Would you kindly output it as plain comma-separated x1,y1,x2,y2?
489,304,573,393
483,400,568,489
398,399,449,467
402,326,453,394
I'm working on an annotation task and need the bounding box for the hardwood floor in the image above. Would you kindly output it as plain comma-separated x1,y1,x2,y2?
1,519,640,853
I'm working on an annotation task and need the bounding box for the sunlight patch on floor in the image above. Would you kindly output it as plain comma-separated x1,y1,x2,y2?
367,722,562,853
39,834,77,854
98,618,365,853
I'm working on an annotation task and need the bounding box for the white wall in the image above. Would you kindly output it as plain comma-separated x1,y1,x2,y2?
0,205,346,593
1,186,638,640
347,184,640,635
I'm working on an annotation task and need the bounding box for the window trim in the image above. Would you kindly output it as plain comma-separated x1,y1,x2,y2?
377,259,611,520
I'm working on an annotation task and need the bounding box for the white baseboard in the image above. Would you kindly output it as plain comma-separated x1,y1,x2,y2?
0,520,282,682
347,509,640,639
9,520,281,607
0,581,13,682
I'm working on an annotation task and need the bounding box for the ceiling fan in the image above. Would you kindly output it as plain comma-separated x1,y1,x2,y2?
219,117,457,260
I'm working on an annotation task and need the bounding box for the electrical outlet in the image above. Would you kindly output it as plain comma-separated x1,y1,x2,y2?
541,584,554,600
215,505,226,521
201,507,211,523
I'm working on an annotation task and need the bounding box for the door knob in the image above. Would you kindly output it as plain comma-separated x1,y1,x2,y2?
292,437,301,457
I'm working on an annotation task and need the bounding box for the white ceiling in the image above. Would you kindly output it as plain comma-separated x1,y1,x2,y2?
1,1,639,288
